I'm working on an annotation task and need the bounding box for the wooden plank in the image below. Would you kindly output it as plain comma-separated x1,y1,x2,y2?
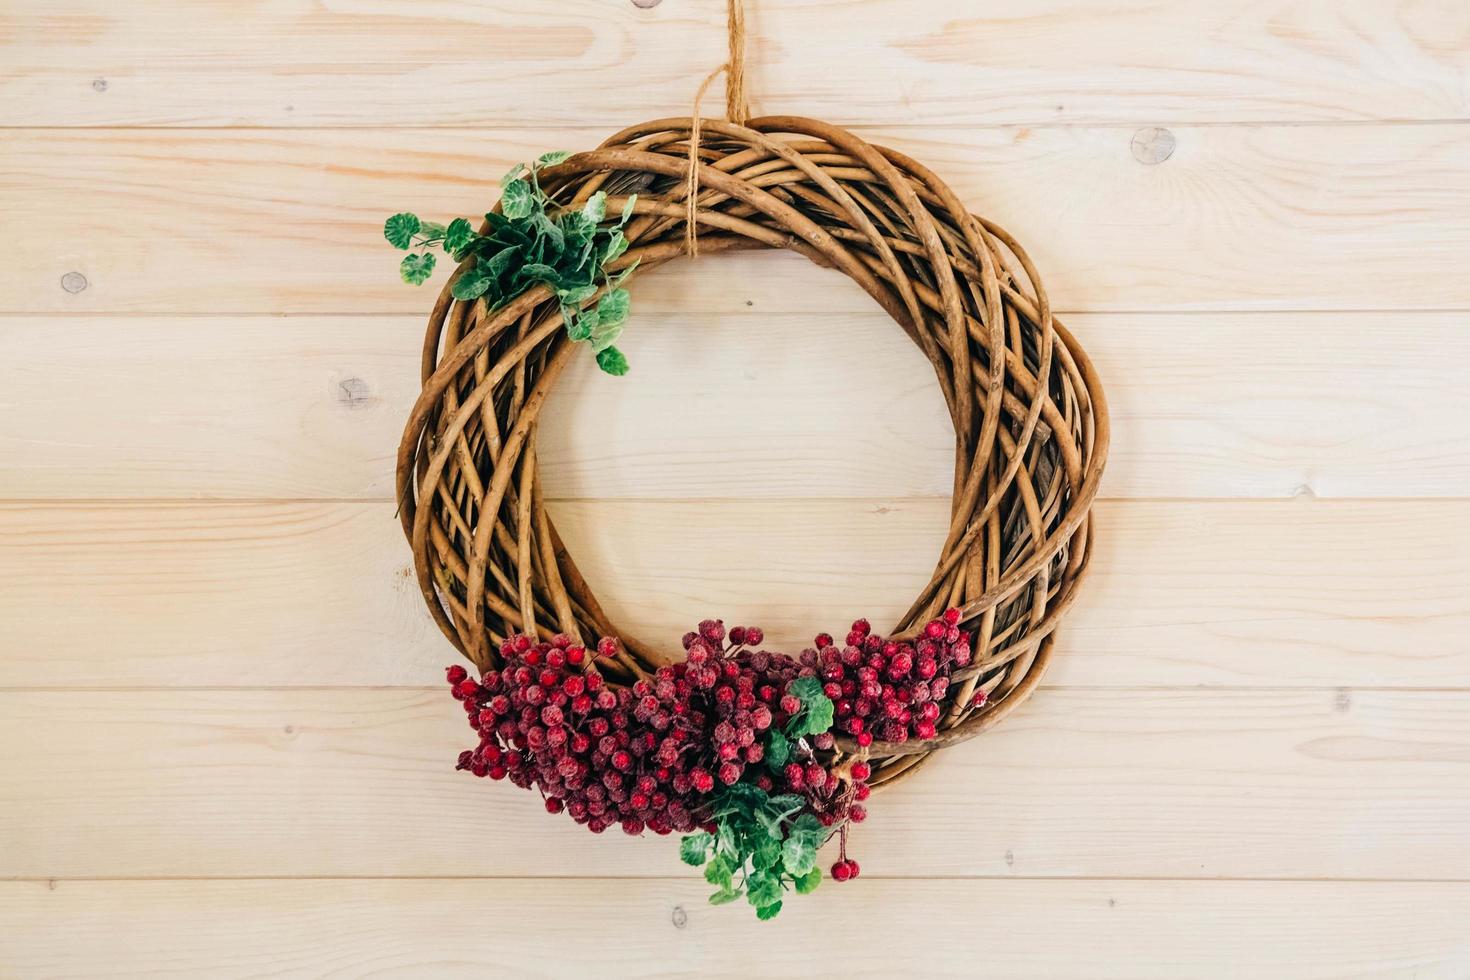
5,125,1470,315
3,687,1468,880
5,312,1466,501
5,1,1468,127
3,878,1468,979
1,499,1466,689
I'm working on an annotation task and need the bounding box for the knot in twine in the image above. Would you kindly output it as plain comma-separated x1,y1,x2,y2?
686,0,751,257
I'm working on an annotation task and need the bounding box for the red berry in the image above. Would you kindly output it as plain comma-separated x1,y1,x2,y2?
815,632,833,649
850,761,871,781
453,679,480,700
847,860,860,878
728,626,747,645
831,861,852,882
446,665,469,685
854,783,871,801
597,637,619,658
784,763,805,789
566,646,585,666
744,627,764,646
849,804,867,823
924,621,946,640
856,731,873,747
545,797,565,814
944,607,961,625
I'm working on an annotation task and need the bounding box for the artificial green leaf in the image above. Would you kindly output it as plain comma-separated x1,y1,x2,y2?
764,733,790,770
444,217,476,255
536,150,572,168
746,870,782,909
794,868,822,894
753,836,782,870
788,677,825,702
767,794,805,813
399,252,435,285
781,836,817,877
451,272,494,301
518,262,562,286
755,900,783,920
717,822,737,857
680,832,712,867
581,191,607,224
500,162,526,188
704,854,734,889
530,210,565,252
608,258,640,287
596,346,630,376
418,220,447,242
798,696,834,737
602,230,629,265
595,288,629,328
557,283,598,306
384,212,420,250
483,244,522,280
566,310,594,343
588,318,622,354
708,888,740,906
620,193,638,224
790,813,824,835
500,179,534,220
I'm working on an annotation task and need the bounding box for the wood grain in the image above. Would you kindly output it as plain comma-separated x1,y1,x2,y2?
3,499,1466,689
6,124,1470,315
5,0,1468,127
3,878,1468,979
3,687,1467,880
4,312,1467,501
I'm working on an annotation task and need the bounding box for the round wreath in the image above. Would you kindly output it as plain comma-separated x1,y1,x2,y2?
386,114,1108,917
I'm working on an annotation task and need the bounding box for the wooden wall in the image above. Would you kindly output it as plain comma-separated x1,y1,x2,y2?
2,1,1468,975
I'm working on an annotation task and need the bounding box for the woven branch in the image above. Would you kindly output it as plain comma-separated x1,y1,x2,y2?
396,116,1110,784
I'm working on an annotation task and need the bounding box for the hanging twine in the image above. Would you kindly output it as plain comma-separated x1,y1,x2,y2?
686,0,751,256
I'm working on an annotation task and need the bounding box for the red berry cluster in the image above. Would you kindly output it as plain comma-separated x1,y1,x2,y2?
447,620,837,837
813,608,976,746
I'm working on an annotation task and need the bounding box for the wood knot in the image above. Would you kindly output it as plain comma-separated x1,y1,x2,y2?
670,905,688,928
631,0,662,7
92,78,108,93
60,271,89,294
1130,127,1176,165
336,376,377,410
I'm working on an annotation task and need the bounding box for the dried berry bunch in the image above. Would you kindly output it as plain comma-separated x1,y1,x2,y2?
446,610,964,919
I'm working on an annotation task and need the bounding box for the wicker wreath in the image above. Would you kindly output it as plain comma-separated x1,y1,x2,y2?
396,114,1109,791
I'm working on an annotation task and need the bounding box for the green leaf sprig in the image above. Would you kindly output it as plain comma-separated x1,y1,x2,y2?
680,677,839,919
680,784,827,920
383,150,639,376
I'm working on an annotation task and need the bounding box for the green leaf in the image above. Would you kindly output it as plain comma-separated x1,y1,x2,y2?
536,150,572,168
781,836,817,877
384,213,420,250
595,288,629,328
788,677,824,702
557,283,598,306
566,309,595,342
500,163,526,188
444,218,476,255
746,870,782,909
581,191,607,224
794,868,821,894
418,220,447,242
704,854,734,889
680,832,712,867
708,888,740,906
596,346,630,376
608,258,640,287
752,836,782,871
519,262,562,286
602,230,629,265
797,696,834,738
588,318,622,354
620,193,638,224
755,900,783,920
500,179,534,220
530,210,565,252
399,252,435,285
764,733,790,770
451,272,494,301
483,244,522,280
767,794,804,813
790,813,824,839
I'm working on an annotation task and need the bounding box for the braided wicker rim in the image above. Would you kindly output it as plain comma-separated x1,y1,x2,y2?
397,115,1109,785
